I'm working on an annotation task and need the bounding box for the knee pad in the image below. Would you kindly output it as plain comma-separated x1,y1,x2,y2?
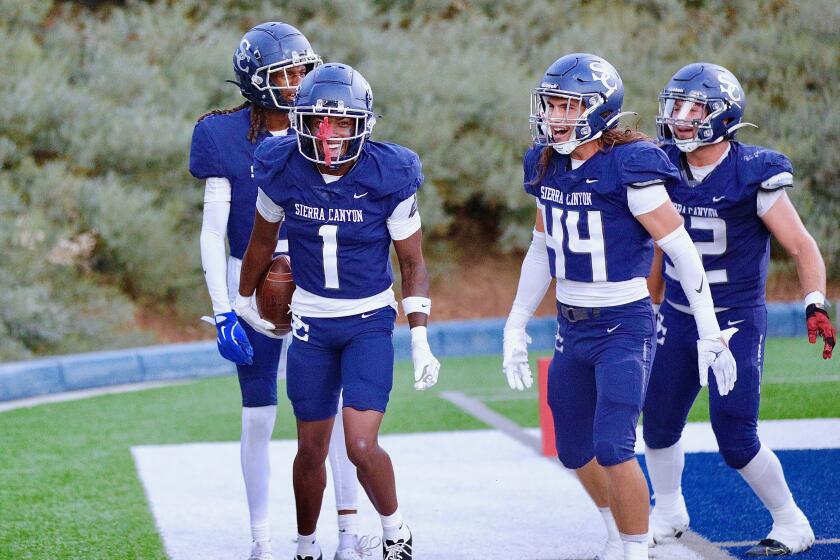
556,441,594,470
642,419,682,451
719,441,761,470
594,439,633,467
712,412,760,469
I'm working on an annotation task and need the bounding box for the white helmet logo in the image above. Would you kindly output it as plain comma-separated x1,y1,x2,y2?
718,72,741,102
236,38,251,72
590,61,618,97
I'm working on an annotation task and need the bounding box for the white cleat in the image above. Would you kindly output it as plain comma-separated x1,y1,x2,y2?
746,508,815,556
649,493,690,545
334,535,381,560
248,541,273,560
596,536,624,560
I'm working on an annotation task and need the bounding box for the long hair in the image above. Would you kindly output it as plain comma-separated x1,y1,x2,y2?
196,101,269,143
530,127,653,186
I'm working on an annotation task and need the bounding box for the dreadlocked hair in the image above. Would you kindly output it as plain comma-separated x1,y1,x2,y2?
530,126,653,186
196,101,270,143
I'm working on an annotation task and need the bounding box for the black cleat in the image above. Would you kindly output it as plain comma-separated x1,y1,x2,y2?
382,526,413,560
745,538,794,556
294,554,322,560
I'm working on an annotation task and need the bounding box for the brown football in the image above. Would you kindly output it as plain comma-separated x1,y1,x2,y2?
256,255,295,335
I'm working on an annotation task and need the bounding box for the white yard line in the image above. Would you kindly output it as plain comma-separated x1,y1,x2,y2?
0,379,189,413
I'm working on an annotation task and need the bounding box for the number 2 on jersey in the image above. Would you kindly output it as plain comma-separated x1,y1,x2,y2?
318,224,340,289
664,216,727,284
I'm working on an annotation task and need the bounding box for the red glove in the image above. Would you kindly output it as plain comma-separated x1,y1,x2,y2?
806,304,836,359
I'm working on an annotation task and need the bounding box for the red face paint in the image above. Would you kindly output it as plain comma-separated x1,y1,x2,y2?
316,117,335,167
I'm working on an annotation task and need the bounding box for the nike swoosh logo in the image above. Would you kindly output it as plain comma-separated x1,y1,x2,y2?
353,192,368,199
695,277,705,294
361,311,379,318
712,195,726,202
220,325,227,338
585,178,598,184
727,319,745,326
607,323,621,333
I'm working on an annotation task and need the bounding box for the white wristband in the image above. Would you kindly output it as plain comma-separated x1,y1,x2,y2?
403,296,431,316
804,291,825,309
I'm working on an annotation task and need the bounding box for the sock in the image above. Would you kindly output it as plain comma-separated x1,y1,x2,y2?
381,509,407,541
296,531,319,556
738,444,798,524
250,520,271,544
329,399,359,512
241,406,277,539
646,440,685,509
620,532,649,560
598,506,620,542
337,512,359,548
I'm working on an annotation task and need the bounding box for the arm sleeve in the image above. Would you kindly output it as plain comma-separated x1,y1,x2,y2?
626,182,670,216
189,120,224,179
505,229,553,330
388,194,422,240
200,178,232,314
256,188,285,223
656,225,720,339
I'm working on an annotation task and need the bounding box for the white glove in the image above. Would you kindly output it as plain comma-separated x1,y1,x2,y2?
232,293,284,339
697,327,738,396
503,328,533,391
411,326,440,390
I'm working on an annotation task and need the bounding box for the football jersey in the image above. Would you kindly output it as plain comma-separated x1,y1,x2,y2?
253,136,422,301
661,142,793,308
523,142,681,285
189,106,288,260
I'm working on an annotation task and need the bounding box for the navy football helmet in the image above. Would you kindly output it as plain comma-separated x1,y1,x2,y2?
232,22,321,110
656,63,756,152
530,53,629,154
291,63,376,167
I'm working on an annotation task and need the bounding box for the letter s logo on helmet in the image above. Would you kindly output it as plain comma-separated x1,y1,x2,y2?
589,61,619,98
718,72,742,103
235,39,251,72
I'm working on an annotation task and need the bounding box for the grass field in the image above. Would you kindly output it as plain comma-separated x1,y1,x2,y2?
0,337,837,559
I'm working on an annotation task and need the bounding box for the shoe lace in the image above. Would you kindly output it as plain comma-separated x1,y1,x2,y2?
383,539,412,560
355,535,382,557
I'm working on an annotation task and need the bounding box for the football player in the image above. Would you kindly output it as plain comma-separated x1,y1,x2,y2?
189,23,370,560
502,53,738,560
238,62,439,560
643,62,835,556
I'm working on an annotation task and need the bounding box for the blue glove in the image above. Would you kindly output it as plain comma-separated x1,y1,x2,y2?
203,312,254,365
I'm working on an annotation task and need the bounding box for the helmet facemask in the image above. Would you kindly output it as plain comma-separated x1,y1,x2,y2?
530,90,607,155
251,51,322,109
656,92,728,153
292,102,375,168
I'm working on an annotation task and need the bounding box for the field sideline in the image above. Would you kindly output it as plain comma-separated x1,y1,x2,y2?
0,337,837,559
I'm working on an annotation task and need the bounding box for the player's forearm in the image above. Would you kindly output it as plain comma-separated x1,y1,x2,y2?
238,222,279,297
400,258,430,328
791,235,827,299
506,229,552,330
199,202,232,314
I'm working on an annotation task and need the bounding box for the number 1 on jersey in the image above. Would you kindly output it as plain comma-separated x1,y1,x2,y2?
318,224,339,289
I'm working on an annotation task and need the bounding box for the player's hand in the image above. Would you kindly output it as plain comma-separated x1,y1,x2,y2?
806,304,836,359
201,312,253,365
410,326,440,390
503,328,533,391
697,327,738,396
232,293,284,339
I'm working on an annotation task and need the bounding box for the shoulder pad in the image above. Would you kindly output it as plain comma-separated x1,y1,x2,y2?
353,141,423,199
734,143,794,191
253,135,300,192
189,118,223,179
616,142,681,189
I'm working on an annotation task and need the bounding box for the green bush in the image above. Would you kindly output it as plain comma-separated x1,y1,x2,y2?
1,0,837,360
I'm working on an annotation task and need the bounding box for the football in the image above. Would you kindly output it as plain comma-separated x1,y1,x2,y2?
256,255,295,335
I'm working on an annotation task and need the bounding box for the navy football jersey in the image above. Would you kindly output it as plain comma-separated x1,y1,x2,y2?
661,142,793,308
254,137,423,300
524,142,681,283
189,106,288,260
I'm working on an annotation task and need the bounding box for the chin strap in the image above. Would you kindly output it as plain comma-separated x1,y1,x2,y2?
604,111,639,128
316,118,334,167
726,122,758,136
